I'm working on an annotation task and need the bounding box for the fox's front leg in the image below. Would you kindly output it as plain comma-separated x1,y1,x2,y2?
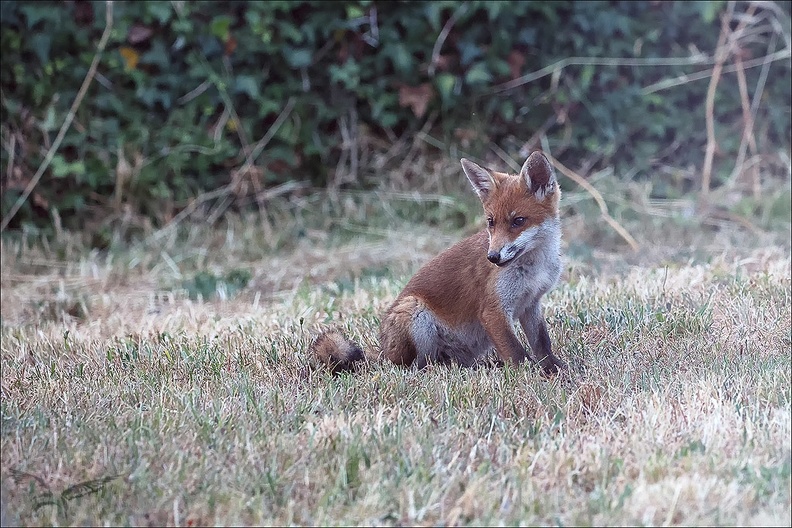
480,305,529,365
519,303,566,374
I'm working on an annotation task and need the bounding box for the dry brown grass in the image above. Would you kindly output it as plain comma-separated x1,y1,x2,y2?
1,185,790,526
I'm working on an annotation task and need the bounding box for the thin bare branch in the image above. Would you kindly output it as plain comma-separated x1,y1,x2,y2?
491,55,715,94
489,143,520,173
641,47,790,95
728,31,779,193
701,11,733,199
1,1,114,232
428,3,470,77
702,1,758,199
547,154,640,252
733,55,760,197
145,98,297,242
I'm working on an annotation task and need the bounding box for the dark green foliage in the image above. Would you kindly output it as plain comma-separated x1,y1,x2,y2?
1,0,789,234
182,268,252,300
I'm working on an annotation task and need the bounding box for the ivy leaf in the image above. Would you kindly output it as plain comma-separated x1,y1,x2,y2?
51,155,85,178
700,1,725,24
198,35,222,56
282,46,312,68
518,27,536,46
279,22,304,44
0,2,20,26
346,5,364,19
389,43,413,74
146,2,173,24
329,61,361,89
30,34,51,64
458,40,483,66
40,105,58,131
211,15,232,41
140,40,169,67
483,1,507,20
257,99,283,118
20,4,56,28
464,63,492,85
234,75,260,98
434,73,456,103
423,3,442,31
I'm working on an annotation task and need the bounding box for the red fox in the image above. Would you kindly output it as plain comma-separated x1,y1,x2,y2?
310,151,565,375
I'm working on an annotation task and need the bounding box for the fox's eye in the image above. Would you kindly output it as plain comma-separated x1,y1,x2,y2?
487,217,494,228
512,217,526,228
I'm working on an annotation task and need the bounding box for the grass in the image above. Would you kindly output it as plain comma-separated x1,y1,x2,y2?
1,181,791,526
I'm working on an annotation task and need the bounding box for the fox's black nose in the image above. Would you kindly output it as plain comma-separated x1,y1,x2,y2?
487,252,501,264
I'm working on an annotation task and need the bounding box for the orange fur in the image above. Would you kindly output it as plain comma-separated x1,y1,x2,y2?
309,151,565,375
308,328,364,373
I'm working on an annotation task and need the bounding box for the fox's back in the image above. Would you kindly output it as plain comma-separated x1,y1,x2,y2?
397,230,492,326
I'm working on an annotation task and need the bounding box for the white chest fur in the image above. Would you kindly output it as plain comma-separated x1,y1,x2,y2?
495,218,561,319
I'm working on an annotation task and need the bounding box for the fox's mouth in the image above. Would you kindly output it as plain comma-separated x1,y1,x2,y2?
492,247,525,267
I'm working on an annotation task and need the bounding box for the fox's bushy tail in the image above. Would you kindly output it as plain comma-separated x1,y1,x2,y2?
308,329,367,374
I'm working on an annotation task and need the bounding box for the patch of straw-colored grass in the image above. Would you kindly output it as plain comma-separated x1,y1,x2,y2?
1,188,790,526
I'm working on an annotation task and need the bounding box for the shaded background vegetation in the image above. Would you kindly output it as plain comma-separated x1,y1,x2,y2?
1,6,790,523
1,0,790,243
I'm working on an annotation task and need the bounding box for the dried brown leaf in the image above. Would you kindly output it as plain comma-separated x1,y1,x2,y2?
398,83,434,118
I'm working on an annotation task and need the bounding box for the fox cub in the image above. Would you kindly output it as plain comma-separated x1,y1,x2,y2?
310,151,565,375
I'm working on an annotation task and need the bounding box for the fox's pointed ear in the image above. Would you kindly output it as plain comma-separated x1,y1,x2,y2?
520,151,557,201
461,158,496,201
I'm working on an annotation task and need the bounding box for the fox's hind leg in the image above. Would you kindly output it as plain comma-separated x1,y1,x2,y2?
379,295,420,366
410,305,449,369
380,295,481,368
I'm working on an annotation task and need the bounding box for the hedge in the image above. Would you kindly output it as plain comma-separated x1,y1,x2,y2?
1,0,789,234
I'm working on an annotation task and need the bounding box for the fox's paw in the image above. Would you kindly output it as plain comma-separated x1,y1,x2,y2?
538,354,566,378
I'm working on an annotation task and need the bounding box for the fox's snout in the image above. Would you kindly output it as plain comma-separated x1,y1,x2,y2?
486,244,519,266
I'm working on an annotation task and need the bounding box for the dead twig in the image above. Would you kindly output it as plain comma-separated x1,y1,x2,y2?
428,3,470,77
489,143,520,172
491,55,715,94
640,47,790,95
701,8,733,199
733,54,760,197
396,111,438,186
243,98,297,171
176,80,212,105
333,106,360,189
702,1,759,200
1,1,114,232
5,133,15,183
547,154,640,252
145,98,297,242
730,30,777,197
